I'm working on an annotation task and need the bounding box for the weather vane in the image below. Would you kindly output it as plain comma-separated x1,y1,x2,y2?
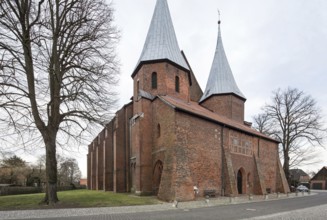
217,9,221,24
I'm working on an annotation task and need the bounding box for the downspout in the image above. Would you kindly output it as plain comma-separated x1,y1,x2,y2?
112,118,114,191
124,110,127,192
221,125,225,196
129,116,132,192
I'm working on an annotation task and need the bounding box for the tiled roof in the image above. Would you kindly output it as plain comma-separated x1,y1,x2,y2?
289,169,309,181
139,89,155,100
134,0,189,75
200,22,246,102
159,95,278,142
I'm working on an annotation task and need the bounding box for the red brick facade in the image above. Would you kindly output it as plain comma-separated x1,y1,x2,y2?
87,58,290,201
310,167,327,190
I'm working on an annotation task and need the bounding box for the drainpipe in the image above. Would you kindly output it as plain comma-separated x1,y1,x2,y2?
129,115,133,192
221,125,225,196
111,119,114,191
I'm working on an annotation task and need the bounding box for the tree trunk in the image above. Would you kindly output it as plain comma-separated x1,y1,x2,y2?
41,132,59,205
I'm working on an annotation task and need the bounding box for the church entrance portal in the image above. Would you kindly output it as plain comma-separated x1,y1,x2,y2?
237,169,243,194
153,160,163,195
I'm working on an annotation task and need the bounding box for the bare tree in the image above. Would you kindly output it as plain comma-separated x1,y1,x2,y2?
0,0,119,205
253,88,326,183
58,157,81,186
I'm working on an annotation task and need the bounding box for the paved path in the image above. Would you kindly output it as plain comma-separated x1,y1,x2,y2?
242,204,327,220
0,192,315,220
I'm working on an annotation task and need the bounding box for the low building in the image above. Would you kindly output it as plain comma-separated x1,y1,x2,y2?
289,169,310,187
310,167,327,190
79,178,87,187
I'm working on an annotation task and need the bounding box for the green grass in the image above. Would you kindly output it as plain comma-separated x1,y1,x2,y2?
0,189,160,210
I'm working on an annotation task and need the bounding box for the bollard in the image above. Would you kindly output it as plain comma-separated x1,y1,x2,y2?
229,196,235,203
205,195,210,205
277,192,280,198
264,194,268,200
248,194,253,201
295,191,298,196
308,190,311,195
172,200,178,208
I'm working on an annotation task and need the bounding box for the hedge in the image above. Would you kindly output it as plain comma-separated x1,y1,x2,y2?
0,185,86,196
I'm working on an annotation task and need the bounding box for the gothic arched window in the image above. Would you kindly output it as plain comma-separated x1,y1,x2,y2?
175,76,180,93
152,72,157,89
157,123,161,138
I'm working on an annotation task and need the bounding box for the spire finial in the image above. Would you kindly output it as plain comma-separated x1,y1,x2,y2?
217,9,221,24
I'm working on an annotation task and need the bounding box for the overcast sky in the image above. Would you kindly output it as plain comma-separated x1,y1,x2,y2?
15,0,326,178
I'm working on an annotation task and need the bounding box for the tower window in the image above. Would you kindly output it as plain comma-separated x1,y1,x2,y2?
135,80,140,100
175,76,180,93
152,72,157,89
157,123,161,138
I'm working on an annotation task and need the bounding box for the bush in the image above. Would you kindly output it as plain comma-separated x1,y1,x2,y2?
0,186,42,196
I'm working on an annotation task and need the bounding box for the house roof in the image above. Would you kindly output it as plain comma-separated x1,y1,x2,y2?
311,166,327,181
289,169,309,181
200,21,246,102
159,95,278,143
133,0,189,76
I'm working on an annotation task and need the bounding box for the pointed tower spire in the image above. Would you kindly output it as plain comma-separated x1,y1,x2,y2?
132,0,189,76
200,19,246,102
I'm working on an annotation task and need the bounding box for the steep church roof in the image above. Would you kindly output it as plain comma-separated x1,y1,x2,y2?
132,0,189,76
159,95,279,143
200,21,246,102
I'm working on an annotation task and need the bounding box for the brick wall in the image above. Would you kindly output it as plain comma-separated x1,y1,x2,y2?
152,99,177,201
133,63,190,101
130,98,154,195
258,139,279,193
175,112,222,199
200,94,245,123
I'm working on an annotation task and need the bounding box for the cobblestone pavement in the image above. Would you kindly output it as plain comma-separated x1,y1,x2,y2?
242,204,327,220
0,192,315,220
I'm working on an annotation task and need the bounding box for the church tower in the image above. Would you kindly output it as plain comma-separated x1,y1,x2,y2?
200,20,246,123
129,0,192,195
131,0,191,102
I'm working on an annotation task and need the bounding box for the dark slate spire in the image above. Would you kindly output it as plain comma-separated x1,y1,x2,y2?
200,20,246,102
133,0,189,75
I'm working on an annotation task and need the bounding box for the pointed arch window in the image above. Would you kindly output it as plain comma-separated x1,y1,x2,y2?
175,76,180,93
137,80,140,93
157,123,161,138
152,72,157,89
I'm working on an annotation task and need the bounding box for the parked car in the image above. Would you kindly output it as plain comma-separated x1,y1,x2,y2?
296,185,309,192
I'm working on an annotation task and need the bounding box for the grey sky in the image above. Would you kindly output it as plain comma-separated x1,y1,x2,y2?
110,0,327,176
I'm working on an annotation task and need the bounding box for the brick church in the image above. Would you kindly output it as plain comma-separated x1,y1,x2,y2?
87,0,289,201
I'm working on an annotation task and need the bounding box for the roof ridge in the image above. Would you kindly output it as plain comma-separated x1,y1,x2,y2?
160,95,278,143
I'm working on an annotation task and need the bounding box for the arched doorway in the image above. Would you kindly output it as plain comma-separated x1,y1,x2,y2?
237,169,243,194
153,160,163,195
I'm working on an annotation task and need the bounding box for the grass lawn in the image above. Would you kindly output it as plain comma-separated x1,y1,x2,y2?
0,189,161,211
